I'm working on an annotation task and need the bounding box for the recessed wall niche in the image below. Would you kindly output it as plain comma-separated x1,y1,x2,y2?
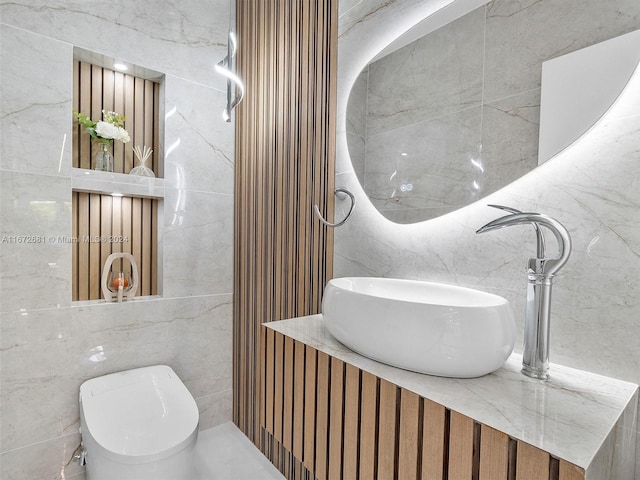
71,48,165,302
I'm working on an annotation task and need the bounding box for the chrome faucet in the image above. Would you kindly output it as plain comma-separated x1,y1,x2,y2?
476,205,572,380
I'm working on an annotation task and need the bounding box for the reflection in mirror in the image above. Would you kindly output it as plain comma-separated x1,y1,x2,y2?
345,1,640,224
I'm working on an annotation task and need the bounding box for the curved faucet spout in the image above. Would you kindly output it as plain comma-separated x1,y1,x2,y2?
476,212,571,276
486,204,546,259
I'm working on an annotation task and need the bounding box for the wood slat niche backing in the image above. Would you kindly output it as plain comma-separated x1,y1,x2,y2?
72,192,158,301
233,0,338,459
72,60,161,175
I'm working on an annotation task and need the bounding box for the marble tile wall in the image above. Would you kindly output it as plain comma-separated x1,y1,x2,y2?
336,0,640,476
0,1,234,478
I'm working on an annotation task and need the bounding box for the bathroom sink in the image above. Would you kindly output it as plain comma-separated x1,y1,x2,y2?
322,277,516,378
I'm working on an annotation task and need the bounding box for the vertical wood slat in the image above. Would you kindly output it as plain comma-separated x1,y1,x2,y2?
480,425,510,480
100,195,113,298
282,336,295,451
315,351,330,480
303,346,317,472
77,192,90,299
360,371,378,480
343,364,360,480
559,460,585,480
88,194,101,299
398,389,421,480
516,441,550,480
113,71,125,172
448,412,476,480
422,399,446,480
328,358,344,480
378,379,398,479
274,333,285,444
71,192,79,301
292,339,305,460
265,328,275,435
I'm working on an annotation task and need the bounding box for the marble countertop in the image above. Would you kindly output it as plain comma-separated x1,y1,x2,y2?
265,315,638,470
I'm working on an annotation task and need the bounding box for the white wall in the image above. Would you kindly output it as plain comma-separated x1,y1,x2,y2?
0,2,234,478
335,0,640,474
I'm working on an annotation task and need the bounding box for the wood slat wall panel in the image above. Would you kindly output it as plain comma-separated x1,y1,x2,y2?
71,192,157,301
72,61,160,176
234,0,338,465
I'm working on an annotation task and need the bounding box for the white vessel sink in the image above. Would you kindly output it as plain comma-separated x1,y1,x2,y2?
322,277,516,378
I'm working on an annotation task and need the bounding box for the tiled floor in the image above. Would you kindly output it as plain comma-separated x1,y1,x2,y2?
195,422,285,480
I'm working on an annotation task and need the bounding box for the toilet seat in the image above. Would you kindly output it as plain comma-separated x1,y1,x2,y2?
80,365,199,464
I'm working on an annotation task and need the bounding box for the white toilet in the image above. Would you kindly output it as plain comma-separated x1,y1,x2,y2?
79,365,199,480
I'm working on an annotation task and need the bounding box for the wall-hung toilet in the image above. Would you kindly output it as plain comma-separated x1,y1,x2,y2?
79,365,199,480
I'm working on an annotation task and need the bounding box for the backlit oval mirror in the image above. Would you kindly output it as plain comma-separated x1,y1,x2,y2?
345,1,640,224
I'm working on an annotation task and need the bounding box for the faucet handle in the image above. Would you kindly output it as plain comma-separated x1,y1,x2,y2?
487,205,546,259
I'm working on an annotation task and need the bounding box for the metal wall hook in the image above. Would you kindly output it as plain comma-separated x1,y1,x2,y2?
314,187,356,228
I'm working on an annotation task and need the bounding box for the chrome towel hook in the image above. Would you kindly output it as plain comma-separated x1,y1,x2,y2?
314,187,356,228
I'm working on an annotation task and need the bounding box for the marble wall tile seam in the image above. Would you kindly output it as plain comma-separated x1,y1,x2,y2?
166,72,227,96
481,85,542,108
0,430,78,456
0,20,74,47
164,187,233,198
365,102,484,139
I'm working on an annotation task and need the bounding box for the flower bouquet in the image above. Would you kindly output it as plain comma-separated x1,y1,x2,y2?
74,110,130,171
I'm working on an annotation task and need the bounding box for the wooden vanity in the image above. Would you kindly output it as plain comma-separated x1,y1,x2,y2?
260,315,638,480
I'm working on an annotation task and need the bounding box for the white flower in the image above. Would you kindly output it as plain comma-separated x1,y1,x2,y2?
95,121,121,140
95,121,130,143
117,127,130,143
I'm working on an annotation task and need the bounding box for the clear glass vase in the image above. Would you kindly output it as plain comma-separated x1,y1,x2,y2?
94,142,113,172
129,157,155,177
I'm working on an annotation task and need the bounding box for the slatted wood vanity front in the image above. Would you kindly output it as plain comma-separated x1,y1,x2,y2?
259,316,638,480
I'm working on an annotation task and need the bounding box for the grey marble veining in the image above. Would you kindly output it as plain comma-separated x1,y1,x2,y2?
366,6,484,137
364,106,483,216
0,294,232,453
162,189,233,298
1,3,235,477
163,75,235,195
0,171,72,313
0,24,73,177
0,0,231,91
266,315,638,473
483,0,640,103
